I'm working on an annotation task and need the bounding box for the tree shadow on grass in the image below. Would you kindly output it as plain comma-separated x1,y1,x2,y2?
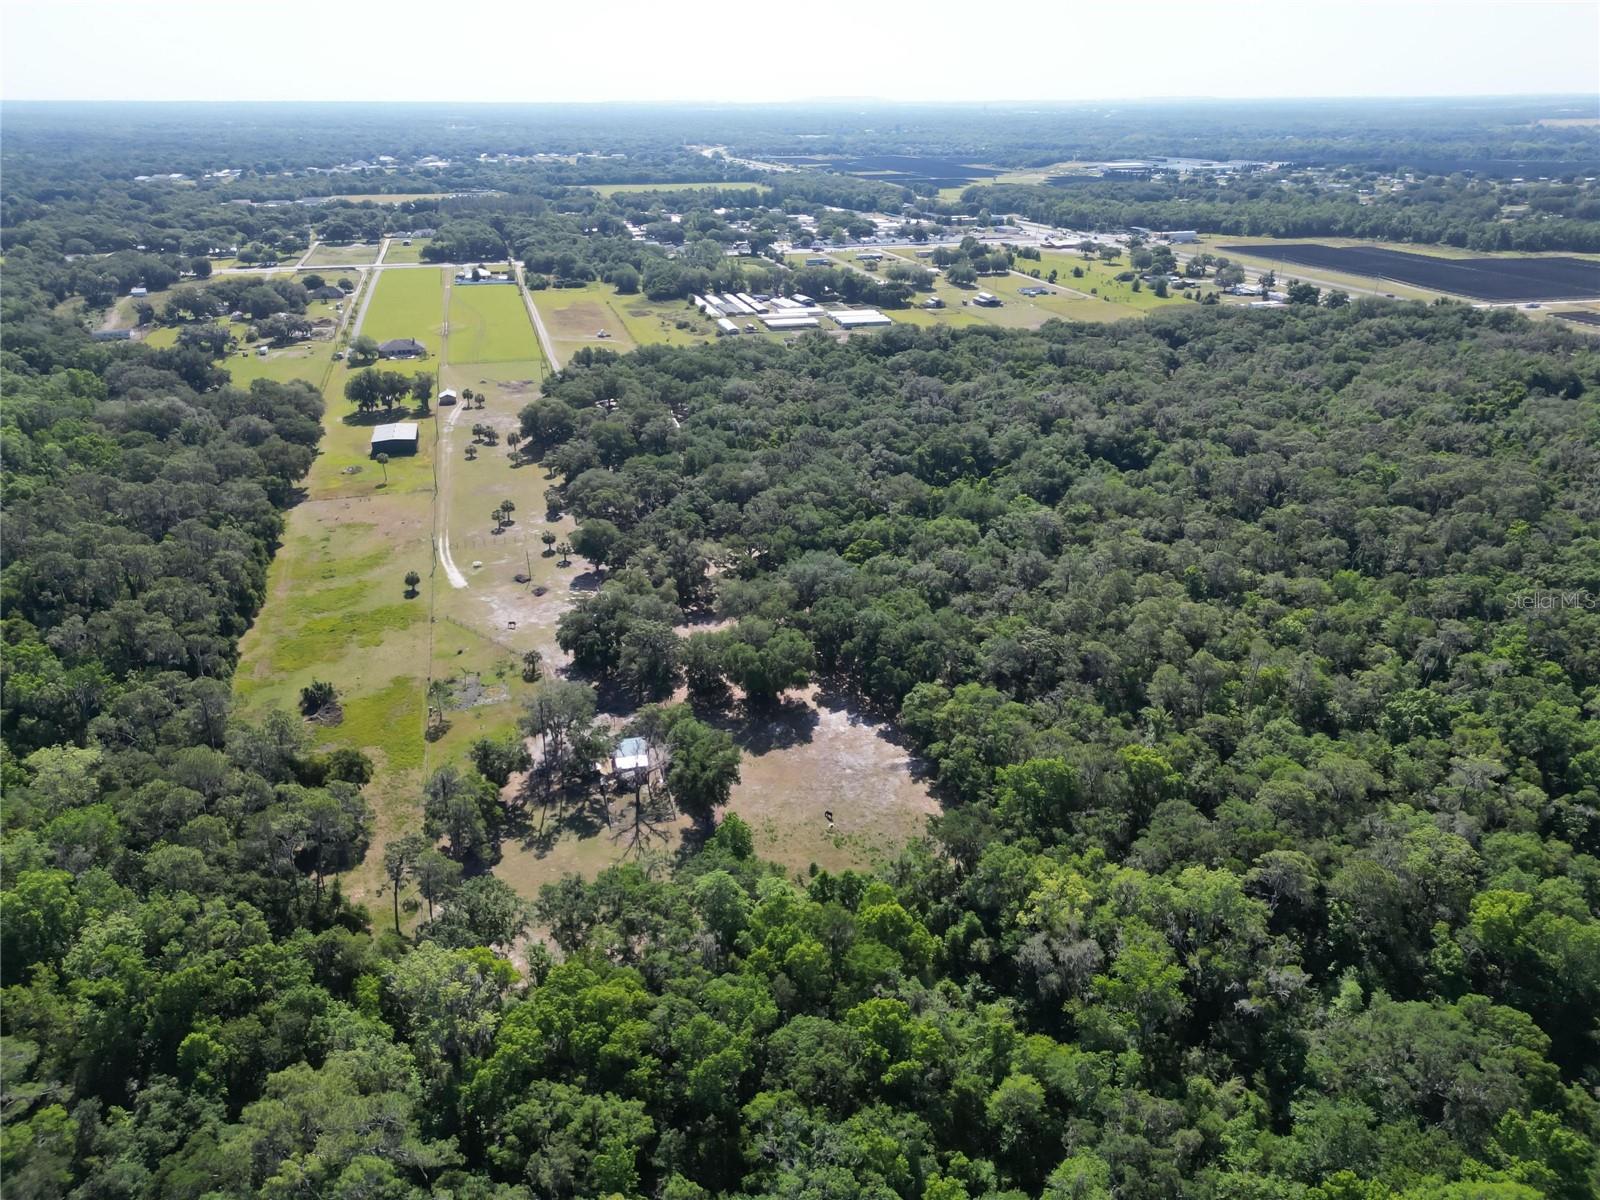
340,409,412,427
704,694,819,756
813,680,936,785
502,775,611,858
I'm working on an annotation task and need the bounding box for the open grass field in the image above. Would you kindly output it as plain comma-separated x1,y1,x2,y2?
102,288,169,330
382,239,431,264
233,352,440,921
534,287,637,358
448,282,543,363
991,250,1192,311
304,242,383,267
362,267,447,354
612,293,718,347
867,249,1150,326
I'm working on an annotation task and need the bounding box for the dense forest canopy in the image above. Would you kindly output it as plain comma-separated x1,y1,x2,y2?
3,99,1600,1200
5,97,1598,175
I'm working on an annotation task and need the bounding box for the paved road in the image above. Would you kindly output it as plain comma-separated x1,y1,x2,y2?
346,263,392,342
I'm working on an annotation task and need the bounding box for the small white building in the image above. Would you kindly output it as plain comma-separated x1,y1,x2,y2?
974,291,1001,306
761,315,820,330
1164,230,1200,243
438,388,458,406
613,737,651,775
716,317,740,336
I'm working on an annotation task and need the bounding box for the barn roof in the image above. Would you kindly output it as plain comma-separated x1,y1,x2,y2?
370,422,419,444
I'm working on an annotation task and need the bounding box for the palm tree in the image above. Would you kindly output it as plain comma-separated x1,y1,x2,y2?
404,569,421,598
556,541,573,567
500,499,515,526
375,452,389,486
465,445,477,461
541,530,557,556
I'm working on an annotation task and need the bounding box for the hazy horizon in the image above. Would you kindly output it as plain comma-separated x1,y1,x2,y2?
3,0,1596,104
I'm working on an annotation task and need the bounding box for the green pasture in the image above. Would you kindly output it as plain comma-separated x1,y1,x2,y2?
448,284,542,363
304,242,383,267
233,349,441,925
362,267,447,354
382,239,431,264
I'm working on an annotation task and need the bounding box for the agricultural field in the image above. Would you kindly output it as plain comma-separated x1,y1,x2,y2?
1200,237,1440,300
1216,242,1600,302
361,266,447,353
447,283,542,363
382,238,431,263
530,282,717,359
303,241,383,267
531,284,638,359
1554,309,1600,330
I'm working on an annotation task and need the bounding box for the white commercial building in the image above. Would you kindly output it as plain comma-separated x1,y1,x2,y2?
828,309,893,329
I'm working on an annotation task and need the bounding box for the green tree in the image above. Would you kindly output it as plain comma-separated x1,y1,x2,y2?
349,333,380,365
571,519,623,574
667,717,741,830
381,832,427,934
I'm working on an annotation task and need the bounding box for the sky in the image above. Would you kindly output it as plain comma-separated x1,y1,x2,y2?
2,0,1597,104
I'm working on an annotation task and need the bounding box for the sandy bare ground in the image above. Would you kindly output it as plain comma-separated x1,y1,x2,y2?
718,685,938,876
